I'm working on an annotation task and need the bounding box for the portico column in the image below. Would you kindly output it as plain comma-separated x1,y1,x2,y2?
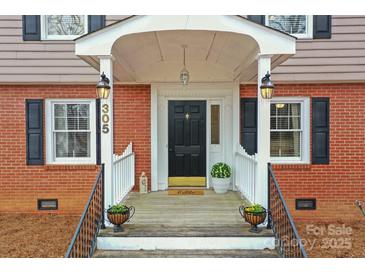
99,55,114,215
256,54,271,209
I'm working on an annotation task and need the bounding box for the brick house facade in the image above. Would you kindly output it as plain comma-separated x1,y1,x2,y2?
0,15,364,224
1,83,363,221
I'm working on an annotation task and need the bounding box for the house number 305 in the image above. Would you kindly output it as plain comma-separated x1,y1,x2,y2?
102,103,110,134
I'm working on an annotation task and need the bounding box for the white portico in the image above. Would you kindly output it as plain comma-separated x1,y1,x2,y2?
75,15,296,213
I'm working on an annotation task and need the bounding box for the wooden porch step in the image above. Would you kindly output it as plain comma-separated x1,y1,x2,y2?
98,224,274,237
93,249,279,258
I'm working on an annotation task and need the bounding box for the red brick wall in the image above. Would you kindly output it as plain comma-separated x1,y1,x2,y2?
240,84,365,221
0,84,151,214
0,85,99,214
113,85,151,192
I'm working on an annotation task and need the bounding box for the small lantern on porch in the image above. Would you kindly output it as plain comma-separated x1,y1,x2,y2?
139,172,148,194
260,72,274,99
96,72,111,99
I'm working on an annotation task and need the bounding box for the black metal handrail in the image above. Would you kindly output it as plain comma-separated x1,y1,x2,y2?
267,163,308,258
65,164,105,258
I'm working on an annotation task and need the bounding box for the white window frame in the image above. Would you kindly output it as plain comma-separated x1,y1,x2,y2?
270,97,310,164
41,15,88,40
46,99,96,164
265,15,313,39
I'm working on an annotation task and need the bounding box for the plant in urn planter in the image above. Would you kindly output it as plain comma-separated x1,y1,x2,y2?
239,204,267,233
107,204,135,232
211,162,232,194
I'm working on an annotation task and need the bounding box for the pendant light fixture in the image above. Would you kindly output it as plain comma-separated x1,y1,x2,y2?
180,45,189,87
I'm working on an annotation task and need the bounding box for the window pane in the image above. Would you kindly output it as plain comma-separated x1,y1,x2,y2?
277,104,289,116
277,117,289,130
211,105,220,144
55,117,66,130
289,116,301,129
46,15,86,36
54,104,66,117
268,15,307,35
79,118,89,130
270,131,301,157
55,132,90,158
289,103,301,116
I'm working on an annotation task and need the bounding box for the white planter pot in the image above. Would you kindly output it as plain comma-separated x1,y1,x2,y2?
212,177,231,194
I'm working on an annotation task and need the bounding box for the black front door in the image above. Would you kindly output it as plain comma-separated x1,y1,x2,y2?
168,101,206,186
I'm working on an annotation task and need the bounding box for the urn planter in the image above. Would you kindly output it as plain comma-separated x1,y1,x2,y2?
239,205,267,233
210,162,232,194
107,205,135,232
212,178,231,194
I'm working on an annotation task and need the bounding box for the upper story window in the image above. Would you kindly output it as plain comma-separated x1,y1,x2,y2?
46,99,96,164
266,15,313,39
270,98,310,164
41,15,87,40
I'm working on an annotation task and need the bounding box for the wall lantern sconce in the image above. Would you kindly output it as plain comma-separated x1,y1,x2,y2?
96,72,111,99
260,72,274,99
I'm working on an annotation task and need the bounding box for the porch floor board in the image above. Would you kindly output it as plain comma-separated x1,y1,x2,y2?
121,190,250,226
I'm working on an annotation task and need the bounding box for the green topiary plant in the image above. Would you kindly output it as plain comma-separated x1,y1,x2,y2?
211,162,232,179
107,204,129,214
244,204,266,214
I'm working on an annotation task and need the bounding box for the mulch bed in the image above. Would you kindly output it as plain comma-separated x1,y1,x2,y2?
1,213,364,258
0,213,79,258
296,221,365,258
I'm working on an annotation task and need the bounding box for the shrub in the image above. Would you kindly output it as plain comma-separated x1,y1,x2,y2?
107,204,129,214
211,162,232,178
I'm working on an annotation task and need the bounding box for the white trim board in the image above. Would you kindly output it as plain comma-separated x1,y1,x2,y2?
97,237,275,250
151,83,239,191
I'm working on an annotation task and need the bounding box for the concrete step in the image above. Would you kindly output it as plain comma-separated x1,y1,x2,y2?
99,224,274,237
93,249,279,258
97,225,275,251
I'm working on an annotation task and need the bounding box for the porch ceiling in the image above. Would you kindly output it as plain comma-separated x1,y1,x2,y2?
111,30,260,83
75,16,297,84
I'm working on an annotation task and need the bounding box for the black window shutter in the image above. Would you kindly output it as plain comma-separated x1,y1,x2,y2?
240,98,258,155
313,15,331,39
247,15,265,25
96,99,101,165
312,98,330,164
26,99,44,165
22,15,40,41
88,15,106,33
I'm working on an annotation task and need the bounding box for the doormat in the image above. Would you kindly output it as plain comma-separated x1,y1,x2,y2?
168,189,204,195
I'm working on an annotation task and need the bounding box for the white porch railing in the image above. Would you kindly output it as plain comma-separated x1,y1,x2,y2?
112,143,135,204
234,143,257,203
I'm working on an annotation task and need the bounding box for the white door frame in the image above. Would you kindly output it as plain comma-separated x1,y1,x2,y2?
151,83,240,191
